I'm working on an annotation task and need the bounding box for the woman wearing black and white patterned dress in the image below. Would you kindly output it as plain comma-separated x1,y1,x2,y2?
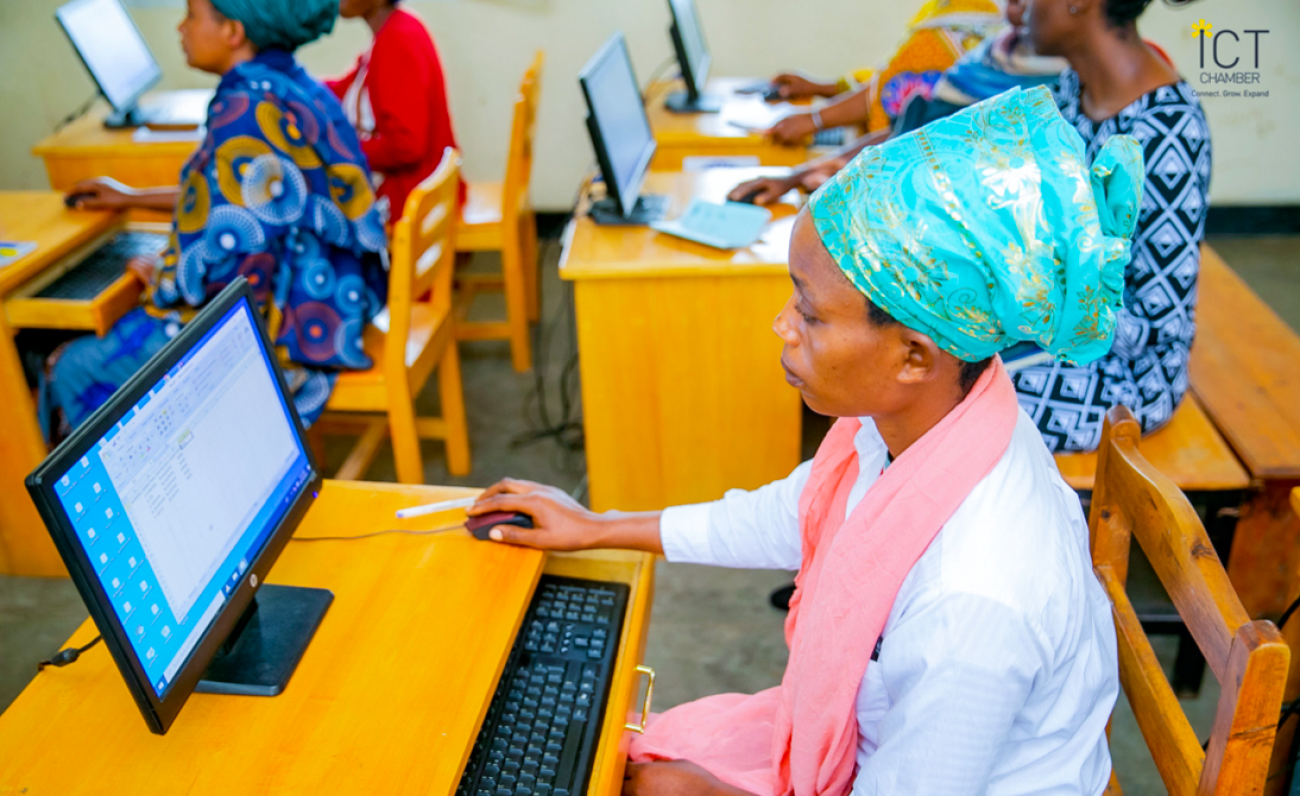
1013,0,1211,452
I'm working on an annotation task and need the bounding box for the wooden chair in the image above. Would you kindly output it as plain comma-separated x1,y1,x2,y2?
1091,406,1289,795
1264,487,1300,796
320,148,471,483
455,51,544,373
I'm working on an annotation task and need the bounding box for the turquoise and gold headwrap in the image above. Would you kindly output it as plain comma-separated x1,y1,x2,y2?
210,0,337,52
808,85,1144,364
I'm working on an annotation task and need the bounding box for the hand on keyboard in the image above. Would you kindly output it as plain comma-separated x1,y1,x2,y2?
126,255,159,286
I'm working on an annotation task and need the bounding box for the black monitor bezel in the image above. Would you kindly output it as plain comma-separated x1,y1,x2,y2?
668,0,711,103
25,279,322,735
55,0,163,116
578,32,657,219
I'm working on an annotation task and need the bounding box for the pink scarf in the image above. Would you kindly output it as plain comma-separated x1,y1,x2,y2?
630,359,1020,796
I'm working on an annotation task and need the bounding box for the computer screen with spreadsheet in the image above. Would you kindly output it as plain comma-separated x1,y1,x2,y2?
50,298,310,699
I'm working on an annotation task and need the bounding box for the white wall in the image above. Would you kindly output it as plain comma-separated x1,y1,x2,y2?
0,0,1296,209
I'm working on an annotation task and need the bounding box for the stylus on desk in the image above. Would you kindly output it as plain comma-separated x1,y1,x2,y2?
394,496,477,519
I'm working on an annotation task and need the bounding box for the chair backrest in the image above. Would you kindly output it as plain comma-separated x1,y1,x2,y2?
387,147,461,375
501,51,544,224
1091,406,1289,796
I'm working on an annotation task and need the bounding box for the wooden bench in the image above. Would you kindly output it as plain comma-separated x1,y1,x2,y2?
1191,245,1300,619
1055,392,1249,494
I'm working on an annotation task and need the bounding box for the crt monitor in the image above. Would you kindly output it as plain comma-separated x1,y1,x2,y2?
26,278,329,735
578,33,665,225
665,0,722,113
56,0,163,127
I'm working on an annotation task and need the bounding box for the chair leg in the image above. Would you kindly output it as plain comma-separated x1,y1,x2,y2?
439,343,472,476
502,234,533,373
387,388,425,486
520,211,541,323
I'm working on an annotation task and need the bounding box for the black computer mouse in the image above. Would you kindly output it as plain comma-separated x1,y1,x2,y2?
64,192,95,209
761,86,783,102
465,511,535,540
731,188,764,205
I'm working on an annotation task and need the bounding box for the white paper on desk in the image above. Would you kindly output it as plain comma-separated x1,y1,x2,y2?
720,101,795,132
682,155,761,172
0,241,37,269
132,126,206,144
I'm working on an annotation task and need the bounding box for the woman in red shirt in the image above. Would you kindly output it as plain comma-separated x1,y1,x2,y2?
329,0,462,220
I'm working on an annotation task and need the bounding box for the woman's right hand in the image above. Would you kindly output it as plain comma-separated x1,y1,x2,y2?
467,478,605,551
770,72,839,101
727,176,798,206
65,177,140,211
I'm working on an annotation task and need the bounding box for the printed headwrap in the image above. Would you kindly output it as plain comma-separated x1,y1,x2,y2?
210,0,337,52
809,84,1143,364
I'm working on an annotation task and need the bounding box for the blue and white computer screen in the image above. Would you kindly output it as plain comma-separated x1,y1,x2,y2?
51,301,310,698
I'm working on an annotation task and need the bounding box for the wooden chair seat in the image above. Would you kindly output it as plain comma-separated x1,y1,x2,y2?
457,181,504,250
1055,393,1250,492
326,304,453,411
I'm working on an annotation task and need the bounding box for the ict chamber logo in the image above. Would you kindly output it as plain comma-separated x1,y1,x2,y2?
1191,18,1270,99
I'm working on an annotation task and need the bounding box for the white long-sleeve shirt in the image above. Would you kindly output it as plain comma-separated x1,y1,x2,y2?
659,411,1118,796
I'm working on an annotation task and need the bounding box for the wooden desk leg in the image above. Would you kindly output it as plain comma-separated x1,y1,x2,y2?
1228,480,1300,619
0,316,65,576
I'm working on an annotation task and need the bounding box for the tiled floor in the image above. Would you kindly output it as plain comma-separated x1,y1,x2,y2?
0,234,1294,794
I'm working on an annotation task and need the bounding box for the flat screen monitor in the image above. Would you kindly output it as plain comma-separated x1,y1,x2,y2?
578,33,664,224
26,279,328,735
665,0,721,113
56,0,163,125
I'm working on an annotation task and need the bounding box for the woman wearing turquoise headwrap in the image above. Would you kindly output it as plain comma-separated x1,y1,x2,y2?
457,87,1133,795
49,0,387,441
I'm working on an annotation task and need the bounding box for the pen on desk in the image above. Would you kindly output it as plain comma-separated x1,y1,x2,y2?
395,496,477,519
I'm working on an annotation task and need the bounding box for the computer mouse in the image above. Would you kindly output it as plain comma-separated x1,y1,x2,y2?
465,511,535,541
731,188,764,205
64,192,95,209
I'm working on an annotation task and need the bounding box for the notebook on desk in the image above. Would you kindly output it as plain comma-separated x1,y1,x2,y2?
651,199,771,250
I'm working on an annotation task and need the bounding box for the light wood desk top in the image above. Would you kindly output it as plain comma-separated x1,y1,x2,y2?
32,99,204,161
559,168,800,282
646,78,813,169
0,481,552,794
0,193,122,297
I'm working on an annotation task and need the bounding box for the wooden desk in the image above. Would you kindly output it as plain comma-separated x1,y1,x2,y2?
0,193,125,577
1191,245,1300,617
647,78,812,171
33,98,201,223
560,168,803,512
0,480,657,796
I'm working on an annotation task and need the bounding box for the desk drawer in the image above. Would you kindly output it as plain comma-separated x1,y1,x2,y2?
544,550,657,796
6,274,144,335
5,226,152,336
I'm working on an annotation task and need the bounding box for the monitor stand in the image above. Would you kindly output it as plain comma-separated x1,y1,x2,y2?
195,584,333,696
664,90,724,114
103,105,147,129
589,194,670,226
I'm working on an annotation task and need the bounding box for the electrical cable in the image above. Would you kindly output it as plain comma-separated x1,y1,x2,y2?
289,521,466,542
37,634,102,672
640,55,678,105
54,93,99,134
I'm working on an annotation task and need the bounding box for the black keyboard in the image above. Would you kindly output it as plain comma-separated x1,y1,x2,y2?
35,231,168,300
813,127,847,147
457,576,630,796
